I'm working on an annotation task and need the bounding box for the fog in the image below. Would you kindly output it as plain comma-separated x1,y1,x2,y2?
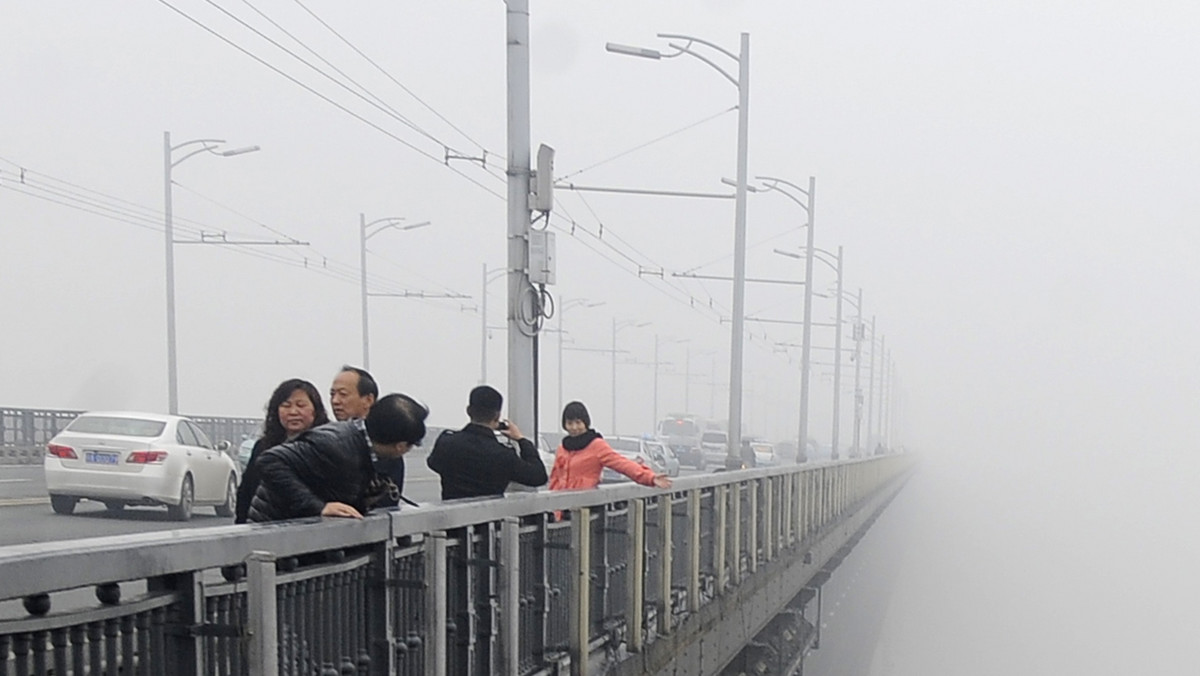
3,1,1198,672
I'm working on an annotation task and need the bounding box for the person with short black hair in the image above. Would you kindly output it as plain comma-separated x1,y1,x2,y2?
549,400,672,491
329,365,411,505
330,365,378,422
426,385,548,501
248,392,429,522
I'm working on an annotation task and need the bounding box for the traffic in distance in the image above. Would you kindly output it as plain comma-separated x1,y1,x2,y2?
31,409,812,524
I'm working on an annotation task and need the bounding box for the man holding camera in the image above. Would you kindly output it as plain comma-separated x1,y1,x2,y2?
427,385,548,501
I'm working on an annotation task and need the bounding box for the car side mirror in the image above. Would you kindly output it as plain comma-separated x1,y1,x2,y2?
216,440,231,452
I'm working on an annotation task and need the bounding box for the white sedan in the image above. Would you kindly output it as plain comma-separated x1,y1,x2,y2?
44,411,240,520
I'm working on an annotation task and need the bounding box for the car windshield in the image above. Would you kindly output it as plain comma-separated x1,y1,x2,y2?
701,432,727,443
66,416,166,438
658,419,699,436
609,438,641,453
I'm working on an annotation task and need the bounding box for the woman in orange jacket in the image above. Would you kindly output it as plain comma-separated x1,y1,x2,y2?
549,401,672,491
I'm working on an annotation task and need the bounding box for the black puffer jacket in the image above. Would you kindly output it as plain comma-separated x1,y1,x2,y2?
249,421,376,523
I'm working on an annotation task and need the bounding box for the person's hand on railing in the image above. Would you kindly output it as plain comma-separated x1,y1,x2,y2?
321,502,363,519
653,475,673,489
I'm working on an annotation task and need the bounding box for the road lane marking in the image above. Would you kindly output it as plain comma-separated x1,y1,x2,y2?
0,498,49,507
0,479,32,484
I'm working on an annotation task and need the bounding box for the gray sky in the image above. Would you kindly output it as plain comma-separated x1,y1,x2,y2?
3,1,1198,670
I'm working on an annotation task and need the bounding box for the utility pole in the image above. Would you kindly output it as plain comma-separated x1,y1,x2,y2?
876,336,887,447
653,335,660,426
610,318,646,433
360,215,432,370
506,0,535,434
830,245,844,461
851,289,864,458
725,32,751,471
163,132,261,414
164,133,178,415
798,177,817,462
480,263,488,384
866,317,876,449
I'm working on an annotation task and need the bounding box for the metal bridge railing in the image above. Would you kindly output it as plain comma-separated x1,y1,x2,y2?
0,455,914,676
0,407,262,464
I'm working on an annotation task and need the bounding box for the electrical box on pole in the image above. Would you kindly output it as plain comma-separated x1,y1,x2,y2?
532,144,555,212
528,230,556,285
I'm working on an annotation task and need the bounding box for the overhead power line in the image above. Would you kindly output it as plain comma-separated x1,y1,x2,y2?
154,0,505,200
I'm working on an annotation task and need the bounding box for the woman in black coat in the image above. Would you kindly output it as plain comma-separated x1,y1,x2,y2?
234,379,330,523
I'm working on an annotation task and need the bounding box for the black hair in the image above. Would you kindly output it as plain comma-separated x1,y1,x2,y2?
340,365,379,399
561,401,591,430
467,385,503,423
260,379,330,448
366,393,429,446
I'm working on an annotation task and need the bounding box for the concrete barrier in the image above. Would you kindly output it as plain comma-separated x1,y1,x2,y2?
0,446,43,466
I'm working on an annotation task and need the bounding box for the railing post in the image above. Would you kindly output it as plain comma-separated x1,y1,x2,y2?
246,551,278,676
368,535,396,675
729,482,741,584
715,485,727,594
687,489,701,613
424,531,447,676
626,499,646,652
569,507,591,676
149,571,205,676
747,480,758,574
499,518,521,676
657,493,673,635
763,478,774,562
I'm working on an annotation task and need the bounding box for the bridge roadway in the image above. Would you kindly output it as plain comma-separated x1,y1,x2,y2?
0,455,913,676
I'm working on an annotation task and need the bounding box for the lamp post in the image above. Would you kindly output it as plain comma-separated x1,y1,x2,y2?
776,244,843,459
834,288,865,457
653,336,688,425
359,215,431,370
163,131,259,414
607,32,750,470
757,176,816,462
558,298,604,413
478,264,509,384
611,318,648,434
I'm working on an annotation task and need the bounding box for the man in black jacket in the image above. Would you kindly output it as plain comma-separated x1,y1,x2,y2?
249,393,428,522
427,385,548,501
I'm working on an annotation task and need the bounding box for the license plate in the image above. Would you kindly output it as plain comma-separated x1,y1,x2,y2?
85,451,119,465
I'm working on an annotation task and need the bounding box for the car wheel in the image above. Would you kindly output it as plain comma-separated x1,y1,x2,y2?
167,475,194,522
103,500,125,513
214,475,236,518
50,495,77,515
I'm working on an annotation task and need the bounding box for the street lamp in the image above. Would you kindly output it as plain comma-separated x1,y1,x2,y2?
653,336,689,426
776,243,842,460
559,298,605,414
163,131,259,415
755,176,816,461
611,318,649,434
607,31,750,470
479,264,509,384
359,215,431,370
835,288,865,457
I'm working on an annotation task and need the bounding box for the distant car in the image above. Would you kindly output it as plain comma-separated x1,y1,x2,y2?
44,412,240,520
750,442,776,467
700,430,729,467
649,438,681,477
236,436,257,471
602,436,669,484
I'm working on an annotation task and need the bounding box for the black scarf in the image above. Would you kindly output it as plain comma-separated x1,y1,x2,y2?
562,429,602,451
